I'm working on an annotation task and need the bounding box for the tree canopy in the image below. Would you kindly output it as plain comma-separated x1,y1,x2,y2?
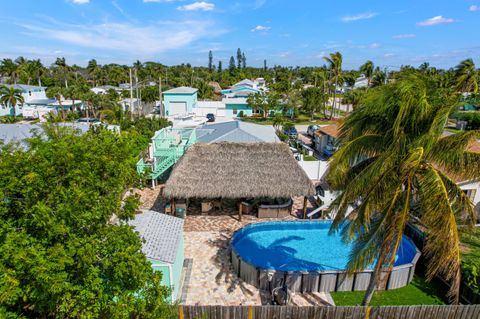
0,125,174,318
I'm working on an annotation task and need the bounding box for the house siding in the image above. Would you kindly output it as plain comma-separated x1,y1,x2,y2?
225,103,253,117
164,92,198,116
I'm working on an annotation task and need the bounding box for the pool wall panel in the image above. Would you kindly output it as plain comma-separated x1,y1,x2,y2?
232,252,240,276
388,265,411,289
286,272,302,292
353,272,372,291
336,273,354,291
240,261,258,286
301,272,320,292
271,271,286,290
319,273,338,292
258,270,270,290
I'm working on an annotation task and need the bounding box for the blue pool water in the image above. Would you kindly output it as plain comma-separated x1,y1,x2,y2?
231,221,418,272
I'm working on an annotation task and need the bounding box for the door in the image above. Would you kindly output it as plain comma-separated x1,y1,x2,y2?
170,102,187,115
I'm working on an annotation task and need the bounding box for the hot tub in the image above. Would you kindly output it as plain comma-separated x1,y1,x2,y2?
230,221,420,293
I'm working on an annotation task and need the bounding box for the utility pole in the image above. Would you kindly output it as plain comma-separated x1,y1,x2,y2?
384,67,388,85
129,68,133,120
159,76,163,117
135,68,140,116
191,69,194,87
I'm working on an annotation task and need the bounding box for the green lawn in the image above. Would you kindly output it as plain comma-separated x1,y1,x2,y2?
331,275,448,306
303,155,318,161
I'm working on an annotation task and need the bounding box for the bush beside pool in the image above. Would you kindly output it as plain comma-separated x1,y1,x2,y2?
230,221,421,293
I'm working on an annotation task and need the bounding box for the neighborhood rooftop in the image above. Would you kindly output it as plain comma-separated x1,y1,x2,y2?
163,142,315,199
196,121,279,143
127,210,183,264
163,86,198,94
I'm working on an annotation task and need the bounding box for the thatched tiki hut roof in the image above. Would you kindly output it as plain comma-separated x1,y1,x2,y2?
163,142,315,199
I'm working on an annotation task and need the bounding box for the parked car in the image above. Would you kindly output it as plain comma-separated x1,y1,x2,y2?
206,113,215,122
283,127,298,139
307,124,320,136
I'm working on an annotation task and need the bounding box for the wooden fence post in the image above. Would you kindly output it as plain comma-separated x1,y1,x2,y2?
178,305,184,319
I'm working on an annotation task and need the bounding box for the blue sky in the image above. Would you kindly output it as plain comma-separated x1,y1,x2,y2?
0,0,479,69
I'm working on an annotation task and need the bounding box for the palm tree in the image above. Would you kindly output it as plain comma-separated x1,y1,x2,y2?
54,57,70,88
360,60,374,87
323,52,343,119
0,59,19,84
455,59,479,93
46,87,66,120
326,74,480,306
0,85,24,117
371,67,386,87
87,59,101,87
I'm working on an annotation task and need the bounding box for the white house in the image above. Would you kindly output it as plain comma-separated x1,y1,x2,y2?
0,84,54,117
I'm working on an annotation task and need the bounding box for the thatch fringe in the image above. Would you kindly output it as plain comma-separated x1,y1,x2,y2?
163,142,315,199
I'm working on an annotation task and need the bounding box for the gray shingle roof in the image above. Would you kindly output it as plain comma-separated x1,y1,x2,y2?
196,121,279,143
163,86,198,94
0,123,115,147
128,210,184,264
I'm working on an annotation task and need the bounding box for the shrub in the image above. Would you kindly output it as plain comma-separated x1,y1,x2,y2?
238,110,245,117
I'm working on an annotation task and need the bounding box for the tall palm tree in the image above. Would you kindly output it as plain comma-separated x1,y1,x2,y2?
326,74,480,306
0,85,24,117
0,59,19,84
54,57,70,88
87,59,101,87
360,60,374,87
323,52,343,119
455,59,479,93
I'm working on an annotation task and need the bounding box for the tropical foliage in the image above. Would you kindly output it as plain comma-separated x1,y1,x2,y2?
326,74,480,305
0,125,175,318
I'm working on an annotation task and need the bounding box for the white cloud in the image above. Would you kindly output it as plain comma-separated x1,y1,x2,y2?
469,5,480,12
70,0,89,4
254,0,267,9
251,25,270,32
369,42,381,49
177,2,215,11
393,34,416,39
18,18,221,56
341,12,377,22
417,16,456,27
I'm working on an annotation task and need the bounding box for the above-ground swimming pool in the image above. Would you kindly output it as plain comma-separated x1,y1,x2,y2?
231,221,421,293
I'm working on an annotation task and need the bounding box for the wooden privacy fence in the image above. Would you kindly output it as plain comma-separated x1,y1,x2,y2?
178,305,480,319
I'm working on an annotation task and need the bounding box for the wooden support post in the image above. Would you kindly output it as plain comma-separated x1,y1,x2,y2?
303,196,308,219
172,198,175,216
239,201,243,222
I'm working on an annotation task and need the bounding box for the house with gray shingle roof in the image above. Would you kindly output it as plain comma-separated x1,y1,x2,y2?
128,210,184,303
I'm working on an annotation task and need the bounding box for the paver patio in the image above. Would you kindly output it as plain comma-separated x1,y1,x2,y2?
135,186,333,306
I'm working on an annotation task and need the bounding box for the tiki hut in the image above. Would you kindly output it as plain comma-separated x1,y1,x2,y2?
163,142,315,219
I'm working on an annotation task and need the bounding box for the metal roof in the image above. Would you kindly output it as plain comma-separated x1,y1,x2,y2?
0,123,116,146
163,86,198,94
128,210,184,264
3,84,46,91
196,121,279,143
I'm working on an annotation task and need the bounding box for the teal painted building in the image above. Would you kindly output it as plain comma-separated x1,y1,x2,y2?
223,98,254,117
163,87,198,116
128,210,184,303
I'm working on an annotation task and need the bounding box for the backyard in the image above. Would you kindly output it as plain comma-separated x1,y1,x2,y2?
331,275,448,306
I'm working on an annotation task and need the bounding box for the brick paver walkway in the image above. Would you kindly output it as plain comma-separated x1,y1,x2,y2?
135,187,333,306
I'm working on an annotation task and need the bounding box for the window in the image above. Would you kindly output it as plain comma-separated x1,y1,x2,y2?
233,108,237,115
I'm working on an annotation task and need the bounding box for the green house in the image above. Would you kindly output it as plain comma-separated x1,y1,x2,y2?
128,210,184,303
